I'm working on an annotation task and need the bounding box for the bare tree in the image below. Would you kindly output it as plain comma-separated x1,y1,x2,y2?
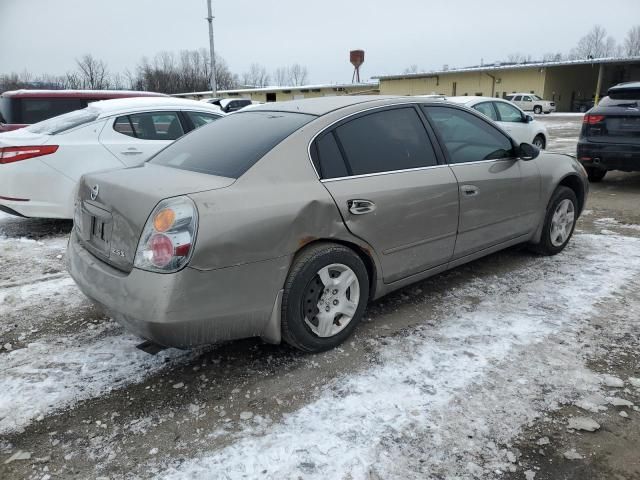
542,52,564,62
506,53,533,64
624,25,640,57
288,63,308,86
242,63,270,87
75,54,110,89
403,64,419,74
569,25,618,59
273,67,289,86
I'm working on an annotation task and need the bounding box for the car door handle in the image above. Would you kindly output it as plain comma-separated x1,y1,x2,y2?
121,149,142,155
348,199,376,215
460,185,480,196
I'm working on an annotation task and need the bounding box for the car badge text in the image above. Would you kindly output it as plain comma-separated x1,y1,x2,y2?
90,184,99,201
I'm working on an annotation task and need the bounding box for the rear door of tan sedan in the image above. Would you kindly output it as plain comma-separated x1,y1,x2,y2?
312,105,460,284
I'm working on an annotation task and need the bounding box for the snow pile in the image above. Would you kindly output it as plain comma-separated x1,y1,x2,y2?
160,233,640,479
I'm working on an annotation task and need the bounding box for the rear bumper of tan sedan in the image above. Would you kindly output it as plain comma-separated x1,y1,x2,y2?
67,231,290,348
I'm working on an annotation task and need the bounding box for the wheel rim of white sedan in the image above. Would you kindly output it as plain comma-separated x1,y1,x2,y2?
550,199,575,247
303,263,360,338
533,137,544,148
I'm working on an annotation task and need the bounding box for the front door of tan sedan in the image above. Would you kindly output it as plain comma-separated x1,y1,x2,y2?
313,106,460,284
423,105,540,259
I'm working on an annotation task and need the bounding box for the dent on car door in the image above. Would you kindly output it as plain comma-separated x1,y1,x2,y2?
315,106,459,284
98,111,184,166
422,105,540,259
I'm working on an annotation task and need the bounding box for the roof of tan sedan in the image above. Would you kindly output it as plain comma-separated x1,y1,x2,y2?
246,95,430,116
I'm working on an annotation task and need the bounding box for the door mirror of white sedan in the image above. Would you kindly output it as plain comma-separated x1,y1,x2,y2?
518,142,540,160
525,114,534,123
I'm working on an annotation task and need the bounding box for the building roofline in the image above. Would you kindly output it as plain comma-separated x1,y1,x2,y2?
373,56,640,81
172,81,379,97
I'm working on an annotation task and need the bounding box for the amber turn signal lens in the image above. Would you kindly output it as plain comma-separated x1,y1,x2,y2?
153,208,176,232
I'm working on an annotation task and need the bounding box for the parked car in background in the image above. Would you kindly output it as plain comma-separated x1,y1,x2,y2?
505,93,556,114
203,97,253,113
577,81,640,182
447,96,548,148
67,96,587,354
0,89,167,132
0,97,223,219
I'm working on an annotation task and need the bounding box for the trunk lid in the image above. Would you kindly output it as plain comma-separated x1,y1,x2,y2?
0,128,52,147
76,163,235,272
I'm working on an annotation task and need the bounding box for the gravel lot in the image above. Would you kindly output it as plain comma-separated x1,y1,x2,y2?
1,114,638,480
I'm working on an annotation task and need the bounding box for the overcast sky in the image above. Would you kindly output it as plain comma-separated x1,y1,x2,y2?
1,0,639,85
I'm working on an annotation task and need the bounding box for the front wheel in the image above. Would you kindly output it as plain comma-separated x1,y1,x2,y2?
281,243,370,352
586,167,607,182
534,106,543,114
532,134,546,149
530,186,578,256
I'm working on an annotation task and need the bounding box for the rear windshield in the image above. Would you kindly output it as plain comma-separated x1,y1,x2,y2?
149,111,314,178
26,108,100,134
607,88,640,101
598,96,639,107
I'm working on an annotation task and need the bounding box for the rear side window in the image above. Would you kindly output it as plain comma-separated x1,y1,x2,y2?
150,111,314,178
0,97,11,123
473,102,498,121
313,132,349,179
186,111,221,128
423,106,514,164
20,98,84,124
333,107,438,176
114,112,183,140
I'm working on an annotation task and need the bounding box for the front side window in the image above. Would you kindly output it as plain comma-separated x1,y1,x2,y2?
423,106,514,164
531,95,543,101
333,107,438,176
494,102,524,123
473,102,498,121
114,112,183,140
522,96,532,102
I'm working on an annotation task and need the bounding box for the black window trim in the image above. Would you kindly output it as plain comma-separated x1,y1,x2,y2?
420,103,519,165
307,103,448,182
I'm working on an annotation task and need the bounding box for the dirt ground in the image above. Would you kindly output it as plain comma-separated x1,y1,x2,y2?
0,114,638,480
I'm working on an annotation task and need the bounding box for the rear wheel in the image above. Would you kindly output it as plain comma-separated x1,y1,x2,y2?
534,106,542,114
532,134,546,149
530,186,578,256
281,243,369,352
586,167,607,182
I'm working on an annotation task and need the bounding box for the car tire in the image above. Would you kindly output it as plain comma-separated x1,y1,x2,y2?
532,134,546,149
281,243,369,353
530,186,578,256
586,167,607,182
534,106,543,114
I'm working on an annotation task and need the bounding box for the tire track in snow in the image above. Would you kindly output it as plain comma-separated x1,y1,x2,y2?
158,233,640,480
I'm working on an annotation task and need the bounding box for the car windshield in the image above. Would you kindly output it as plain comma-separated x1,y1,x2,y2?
26,108,101,134
149,110,315,178
531,95,543,101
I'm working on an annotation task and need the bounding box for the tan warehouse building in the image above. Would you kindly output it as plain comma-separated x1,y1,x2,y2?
174,82,378,103
376,56,640,112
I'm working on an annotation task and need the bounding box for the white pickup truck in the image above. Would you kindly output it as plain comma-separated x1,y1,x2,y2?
505,93,556,114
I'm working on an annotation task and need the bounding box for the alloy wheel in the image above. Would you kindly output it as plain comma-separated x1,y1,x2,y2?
550,199,575,247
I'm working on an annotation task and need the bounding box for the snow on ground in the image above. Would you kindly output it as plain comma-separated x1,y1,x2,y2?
0,323,194,435
159,233,640,479
594,217,640,231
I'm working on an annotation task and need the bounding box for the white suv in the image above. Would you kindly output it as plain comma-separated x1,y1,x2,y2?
505,94,556,114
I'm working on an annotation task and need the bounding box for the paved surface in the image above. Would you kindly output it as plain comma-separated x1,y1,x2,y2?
0,114,638,480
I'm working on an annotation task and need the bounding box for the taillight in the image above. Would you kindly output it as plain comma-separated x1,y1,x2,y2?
0,145,58,164
583,114,605,125
134,196,198,273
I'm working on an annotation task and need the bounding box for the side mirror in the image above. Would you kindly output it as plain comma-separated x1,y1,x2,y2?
518,142,540,160
525,114,534,123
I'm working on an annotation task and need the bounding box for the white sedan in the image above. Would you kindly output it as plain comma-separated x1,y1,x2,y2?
446,96,548,149
0,97,224,219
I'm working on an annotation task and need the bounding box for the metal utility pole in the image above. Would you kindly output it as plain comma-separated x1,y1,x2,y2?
206,0,217,97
